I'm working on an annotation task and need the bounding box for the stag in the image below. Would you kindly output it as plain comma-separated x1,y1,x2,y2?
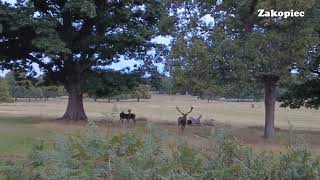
176,106,193,131
119,109,136,124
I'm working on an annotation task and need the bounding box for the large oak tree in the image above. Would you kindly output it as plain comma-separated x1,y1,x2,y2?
0,0,169,120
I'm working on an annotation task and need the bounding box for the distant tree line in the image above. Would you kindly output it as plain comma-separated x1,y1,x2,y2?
0,69,153,103
2,72,65,102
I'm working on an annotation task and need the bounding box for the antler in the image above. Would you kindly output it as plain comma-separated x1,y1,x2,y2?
176,106,194,115
176,106,185,115
185,106,194,115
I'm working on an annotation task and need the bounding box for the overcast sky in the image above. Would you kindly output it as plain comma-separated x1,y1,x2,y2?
0,0,172,76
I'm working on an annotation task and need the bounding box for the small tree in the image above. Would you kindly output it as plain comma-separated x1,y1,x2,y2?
0,78,13,103
132,84,151,102
201,85,223,103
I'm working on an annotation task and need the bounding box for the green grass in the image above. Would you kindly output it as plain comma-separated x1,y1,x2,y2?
0,133,36,155
0,117,49,158
0,116,36,125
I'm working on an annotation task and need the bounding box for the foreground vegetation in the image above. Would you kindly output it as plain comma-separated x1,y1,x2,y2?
0,122,319,179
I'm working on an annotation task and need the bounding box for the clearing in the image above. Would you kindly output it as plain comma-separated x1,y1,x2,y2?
0,94,320,159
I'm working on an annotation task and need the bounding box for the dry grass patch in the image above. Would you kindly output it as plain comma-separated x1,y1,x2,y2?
0,94,320,156
0,94,319,130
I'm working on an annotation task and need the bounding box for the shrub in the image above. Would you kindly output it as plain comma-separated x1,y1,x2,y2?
0,78,13,103
131,84,151,101
1,123,320,179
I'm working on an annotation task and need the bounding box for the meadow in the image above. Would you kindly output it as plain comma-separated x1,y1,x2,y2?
0,93,320,159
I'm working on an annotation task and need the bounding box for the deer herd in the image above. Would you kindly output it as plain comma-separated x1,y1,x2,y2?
119,106,195,132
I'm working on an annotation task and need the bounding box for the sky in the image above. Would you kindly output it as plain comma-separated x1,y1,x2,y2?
0,0,172,77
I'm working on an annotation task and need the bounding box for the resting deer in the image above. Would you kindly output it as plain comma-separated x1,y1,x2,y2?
119,109,136,124
187,115,202,125
176,106,193,131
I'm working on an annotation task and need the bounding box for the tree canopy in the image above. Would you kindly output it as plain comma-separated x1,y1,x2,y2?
278,8,320,109
169,37,219,95
82,68,143,101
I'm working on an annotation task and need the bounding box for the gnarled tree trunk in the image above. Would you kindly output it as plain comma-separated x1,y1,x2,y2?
60,74,87,121
262,75,279,139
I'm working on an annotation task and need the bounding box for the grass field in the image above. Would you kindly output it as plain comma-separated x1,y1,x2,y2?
1,94,319,129
0,93,320,159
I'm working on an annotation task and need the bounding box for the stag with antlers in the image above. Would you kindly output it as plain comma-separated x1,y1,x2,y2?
176,106,193,131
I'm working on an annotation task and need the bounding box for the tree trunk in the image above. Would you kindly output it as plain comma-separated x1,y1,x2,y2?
263,75,279,139
137,98,140,102
60,77,87,121
108,97,111,103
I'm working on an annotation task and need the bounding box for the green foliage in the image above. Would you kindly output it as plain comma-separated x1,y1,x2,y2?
209,0,318,94
2,124,320,179
278,14,320,109
82,69,144,101
0,78,13,103
168,33,263,99
158,76,174,94
279,78,320,109
4,72,64,100
131,84,151,101
0,0,167,84
168,37,223,96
